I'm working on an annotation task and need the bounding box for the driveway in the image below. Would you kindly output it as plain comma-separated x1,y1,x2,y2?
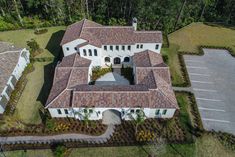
184,49,235,134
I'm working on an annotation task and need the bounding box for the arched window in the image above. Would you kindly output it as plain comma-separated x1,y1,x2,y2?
104,57,110,62
124,57,130,62
114,57,121,64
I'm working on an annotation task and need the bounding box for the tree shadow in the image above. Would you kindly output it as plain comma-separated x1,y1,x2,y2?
37,62,56,106
45,30,65,58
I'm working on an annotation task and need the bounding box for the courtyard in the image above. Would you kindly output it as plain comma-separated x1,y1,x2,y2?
184,49,235,134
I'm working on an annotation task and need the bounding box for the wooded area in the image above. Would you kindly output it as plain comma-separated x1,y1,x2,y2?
0,0,234,32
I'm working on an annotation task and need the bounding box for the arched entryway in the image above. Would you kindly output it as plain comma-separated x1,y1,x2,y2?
102,109,121,125
104,57,110,63
113,57,121,64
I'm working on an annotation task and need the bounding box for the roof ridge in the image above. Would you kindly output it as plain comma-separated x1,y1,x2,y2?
66,55,77,88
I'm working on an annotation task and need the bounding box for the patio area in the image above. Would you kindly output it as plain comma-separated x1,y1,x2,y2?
95,72,129,85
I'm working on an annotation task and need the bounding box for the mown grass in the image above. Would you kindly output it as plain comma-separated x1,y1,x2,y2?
162,22,235,86
14,61,54,124
0,26,65,58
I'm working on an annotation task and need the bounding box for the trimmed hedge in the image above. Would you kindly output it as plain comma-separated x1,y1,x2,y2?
34,28,48,35
31,57,54,62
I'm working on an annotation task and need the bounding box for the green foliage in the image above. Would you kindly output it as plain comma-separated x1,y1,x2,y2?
45,119,56,130
0,0,234,32
53,145,67,157
27,39,43,57
34,28,48,35
91,66,112,81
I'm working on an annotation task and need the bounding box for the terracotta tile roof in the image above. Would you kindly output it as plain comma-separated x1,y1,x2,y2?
0,42,23,93
72,91,150,108
60,19,162,47
132,50,166,67
58,53,91,67
73,84,149,91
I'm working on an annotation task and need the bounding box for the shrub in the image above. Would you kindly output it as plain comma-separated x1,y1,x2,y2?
162,54,169,64
53,145,67,157
27,39,43,57
91,66,112,81
34,28,48,35
45,119,56,130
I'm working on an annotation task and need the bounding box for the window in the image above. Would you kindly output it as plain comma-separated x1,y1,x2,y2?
162,109,167,115
94,49,97,56
104,46,107,50
110,45,113,51
122,45,125,51
136,44,139,49
66,47,69,51
83,49,87,56
128,45,131,51
140,44,143,48
136,109,140,114
105,57,110,62
74,47,77,51
89,109,93,113
124,57,130,62
64,109,68,114
130,109,135,113
116,45,119,50
84,109,88,113
155,109,160,115
89,49,92,56
155,44,159,50
57,109,62,114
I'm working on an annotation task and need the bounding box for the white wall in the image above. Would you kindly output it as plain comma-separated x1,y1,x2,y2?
62,39,87,56
49,107,176,120
79,44,102,67
62,40,162,67
0,49,30,114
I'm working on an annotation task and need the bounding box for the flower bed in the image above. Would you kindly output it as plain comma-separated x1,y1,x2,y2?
91,66,112,81
0,118,107,137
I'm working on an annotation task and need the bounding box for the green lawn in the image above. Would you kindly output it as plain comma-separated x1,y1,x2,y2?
162,22,235,86
4,149,53,157
14,61,54,124
0,26,65,58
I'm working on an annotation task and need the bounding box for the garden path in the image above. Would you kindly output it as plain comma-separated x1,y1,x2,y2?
0,125,115,144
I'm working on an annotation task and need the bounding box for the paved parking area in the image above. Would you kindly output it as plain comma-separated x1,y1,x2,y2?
184,49,235,134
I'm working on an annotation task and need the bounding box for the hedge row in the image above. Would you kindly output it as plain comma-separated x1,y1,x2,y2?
31,57,54,62
175,45,235,87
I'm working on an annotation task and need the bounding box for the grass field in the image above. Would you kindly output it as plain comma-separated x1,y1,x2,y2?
162,22,235,86
169,23,235,53
3,134,234,157
15,61,54,124
0,26,65,58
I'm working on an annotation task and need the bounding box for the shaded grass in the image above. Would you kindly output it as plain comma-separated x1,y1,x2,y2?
0,26,65,58
15,61,53,124
4,149,53,157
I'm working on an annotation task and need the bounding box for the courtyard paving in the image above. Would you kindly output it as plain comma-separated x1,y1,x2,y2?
184,49,235,135
95,72,129,85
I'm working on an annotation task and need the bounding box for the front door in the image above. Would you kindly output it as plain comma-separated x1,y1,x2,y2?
114,57,121,64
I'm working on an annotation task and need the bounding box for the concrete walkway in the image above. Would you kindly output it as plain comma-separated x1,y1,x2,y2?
0,125,115,145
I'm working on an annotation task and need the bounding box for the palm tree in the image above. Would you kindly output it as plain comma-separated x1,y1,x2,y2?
128,108,146,135
73,108,98,128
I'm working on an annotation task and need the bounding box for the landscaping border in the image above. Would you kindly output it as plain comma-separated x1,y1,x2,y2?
174,45,235,87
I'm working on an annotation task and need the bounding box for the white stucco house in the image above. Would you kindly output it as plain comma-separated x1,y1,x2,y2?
45,19,178,124
0,42,30,114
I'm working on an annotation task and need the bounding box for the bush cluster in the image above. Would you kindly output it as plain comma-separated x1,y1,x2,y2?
27,39,43,57
91,66,112,81
34,28,48,35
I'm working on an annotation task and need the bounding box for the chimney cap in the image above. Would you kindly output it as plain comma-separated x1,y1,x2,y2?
133,17,137,23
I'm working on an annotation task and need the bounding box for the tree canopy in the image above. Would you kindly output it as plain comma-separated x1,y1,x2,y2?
0,0,234,32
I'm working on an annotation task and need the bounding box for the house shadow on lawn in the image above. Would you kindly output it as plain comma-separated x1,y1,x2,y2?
45,30,65,59
37,62,56,106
